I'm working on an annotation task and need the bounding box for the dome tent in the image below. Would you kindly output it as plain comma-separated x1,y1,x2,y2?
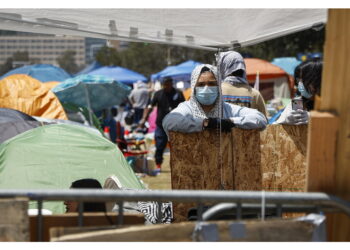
0,74,68,120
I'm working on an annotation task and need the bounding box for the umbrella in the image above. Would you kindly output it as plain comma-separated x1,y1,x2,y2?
89,66,147,85
0,64,71,82
52,74,131,124
0,108,42,144
0,124,145,213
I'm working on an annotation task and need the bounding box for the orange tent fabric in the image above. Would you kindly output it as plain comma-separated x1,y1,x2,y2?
183,88,192,101
244,58,289,82
43,81,60,90
0,74,68,120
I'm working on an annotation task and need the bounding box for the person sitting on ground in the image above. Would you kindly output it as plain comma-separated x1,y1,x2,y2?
162,64,267,135
218,51,268,117
274,59,323,125
64,178,107,213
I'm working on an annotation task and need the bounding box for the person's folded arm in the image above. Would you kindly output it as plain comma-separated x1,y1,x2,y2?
162,111,204,137
229,106,267,130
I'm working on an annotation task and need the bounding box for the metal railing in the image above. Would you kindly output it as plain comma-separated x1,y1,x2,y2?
1,189,350,241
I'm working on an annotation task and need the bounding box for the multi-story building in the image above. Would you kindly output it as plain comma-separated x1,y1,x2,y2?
0,34,86,66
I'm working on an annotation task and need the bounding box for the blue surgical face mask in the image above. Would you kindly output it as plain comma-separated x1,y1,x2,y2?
298,81,313,99
195,86,218,105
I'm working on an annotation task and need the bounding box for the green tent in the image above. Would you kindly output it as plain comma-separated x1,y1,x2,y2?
0,124,144,213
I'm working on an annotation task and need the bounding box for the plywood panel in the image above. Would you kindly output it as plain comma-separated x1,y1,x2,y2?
170,130,234,220
0,198,29,242
52,219,316,242
170,125,308,220
29,212,145,241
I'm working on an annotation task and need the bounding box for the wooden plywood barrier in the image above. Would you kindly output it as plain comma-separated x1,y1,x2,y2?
0,197,29,242
30,212,145,242
52,219,316,242
170,124,308,219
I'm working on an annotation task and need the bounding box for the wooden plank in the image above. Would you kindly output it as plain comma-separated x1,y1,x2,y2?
306,111,338,192
0,198,29,242
52,219,316,242
315,9,350,241
29,212,145,242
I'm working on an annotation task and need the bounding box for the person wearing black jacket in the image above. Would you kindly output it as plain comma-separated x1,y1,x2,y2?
139,78,185,174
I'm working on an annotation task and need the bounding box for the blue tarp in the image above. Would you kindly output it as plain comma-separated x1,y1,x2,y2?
271,57,301,76
0,64,71,82
151,60,202,82
89,66,147,85
75,61,102,76
150,65,176,82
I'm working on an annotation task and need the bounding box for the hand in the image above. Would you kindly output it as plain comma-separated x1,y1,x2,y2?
285,109,309,125
138,119,146,128
206,118,235,132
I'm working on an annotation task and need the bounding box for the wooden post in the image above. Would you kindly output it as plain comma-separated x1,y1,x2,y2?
306,111,338,193
312,9,350,241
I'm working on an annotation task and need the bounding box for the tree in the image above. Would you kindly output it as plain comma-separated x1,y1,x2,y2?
95,46,122,66
57,50,79,74
237,27,325,60
0,57,13,75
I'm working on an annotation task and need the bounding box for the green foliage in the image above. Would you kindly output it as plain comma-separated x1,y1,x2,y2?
237,28,325,61
95,46,122,66
0,57,13,75
56,50,79,74
94,28,325,79
95,43,215,79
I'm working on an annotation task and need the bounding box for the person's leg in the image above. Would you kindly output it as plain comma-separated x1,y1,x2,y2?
154,126,168,167
134,108,143,124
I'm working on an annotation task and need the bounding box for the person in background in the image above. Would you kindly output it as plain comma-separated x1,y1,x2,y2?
64,178,107,213
274,59,322,125
139,77,185,173
218,51,267,117
129,81,150,124
162,64,267,135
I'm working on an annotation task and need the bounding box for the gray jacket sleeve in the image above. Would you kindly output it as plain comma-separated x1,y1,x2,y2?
225,103,267,130
162,102,204,136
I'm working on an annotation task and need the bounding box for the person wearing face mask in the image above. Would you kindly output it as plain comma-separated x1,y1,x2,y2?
218,51,268,117
274,59,323,125
162,64,267,136
139,77,185,174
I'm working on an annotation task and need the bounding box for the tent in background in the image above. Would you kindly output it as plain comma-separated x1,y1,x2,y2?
150,65,176,82
42,81,60,90
89,66,147,85
158,60,202,83
271,57,301,76
244,58,292,101
75,61,102,76
0,108,42,144
0,74,68,120
0,124,145,213
0,64,71,82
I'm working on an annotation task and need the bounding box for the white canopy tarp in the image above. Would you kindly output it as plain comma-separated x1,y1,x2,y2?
0,9,327,50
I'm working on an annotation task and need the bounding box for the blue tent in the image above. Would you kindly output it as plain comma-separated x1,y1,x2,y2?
152,60,202,82
271,57,301,76
75,61,102,76
0,64,71,82
150,65,177,82
89,66,147,85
